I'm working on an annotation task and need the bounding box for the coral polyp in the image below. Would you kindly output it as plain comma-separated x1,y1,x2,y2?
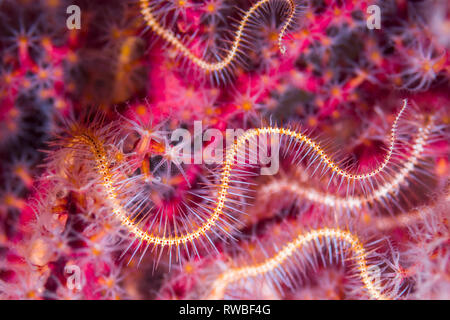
0,0,448,302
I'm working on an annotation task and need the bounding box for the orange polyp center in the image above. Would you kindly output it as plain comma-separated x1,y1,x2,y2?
422,61,432,73
92,246,102,256
184,263,194,273
330,86,341,98
18,36,28,49
46,0,60,8
269,31,278,42
370,51,381,64
241,100,253,111
41,37,52,50
207,3,216,13
136,104,147,116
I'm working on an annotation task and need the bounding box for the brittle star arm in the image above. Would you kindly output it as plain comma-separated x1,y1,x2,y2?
205,228,389,300
71,102,409,249
139,0,297,72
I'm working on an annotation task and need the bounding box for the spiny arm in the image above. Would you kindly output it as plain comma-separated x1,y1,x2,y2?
139,0,298,72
